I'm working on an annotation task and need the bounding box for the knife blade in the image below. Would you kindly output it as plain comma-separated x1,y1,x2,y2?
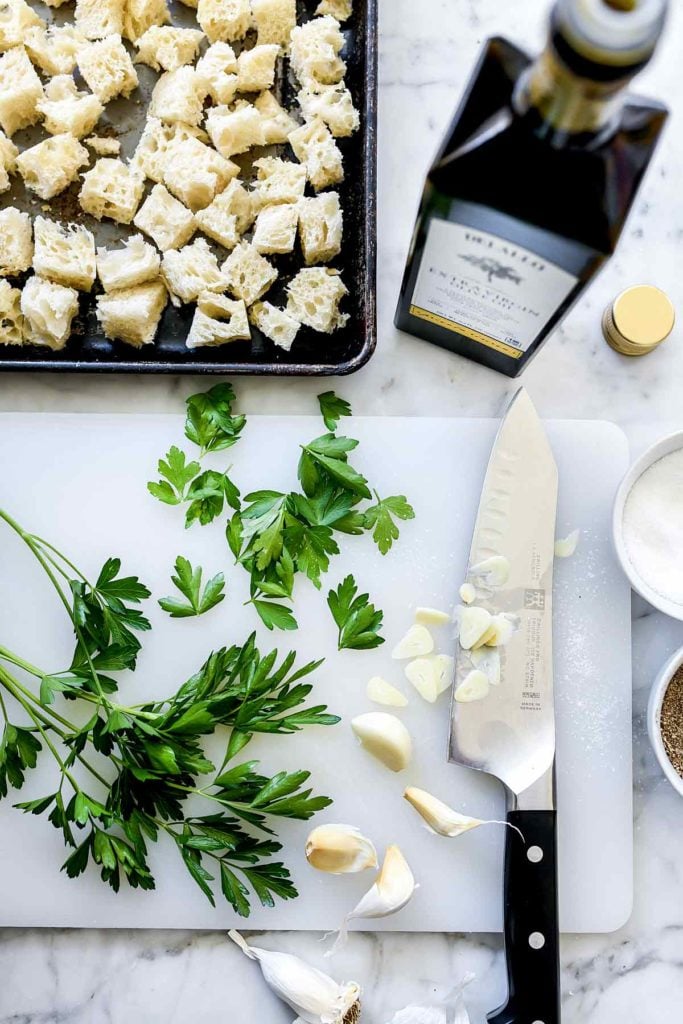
449,388,560,1024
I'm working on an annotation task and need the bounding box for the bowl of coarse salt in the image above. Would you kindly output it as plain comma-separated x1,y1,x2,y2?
613,431,683,619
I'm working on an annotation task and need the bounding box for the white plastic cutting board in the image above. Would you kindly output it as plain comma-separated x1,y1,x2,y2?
0,414,631,933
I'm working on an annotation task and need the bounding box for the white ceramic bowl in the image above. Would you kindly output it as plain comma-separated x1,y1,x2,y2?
613,430,683,620
648,646,683,797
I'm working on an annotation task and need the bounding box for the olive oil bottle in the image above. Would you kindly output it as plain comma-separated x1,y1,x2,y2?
395,0,669,376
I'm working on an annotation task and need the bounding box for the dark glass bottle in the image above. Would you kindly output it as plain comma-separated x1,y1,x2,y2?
395,0,669,377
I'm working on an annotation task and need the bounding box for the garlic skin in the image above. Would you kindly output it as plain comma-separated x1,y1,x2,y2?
414,606,451,627
351,713,412,771
459,606,492,649
367,676,409,707
392,624,434,659
405,657,438,703
454,669,490,702
329,846,417,955
555,528,580,558
485,613,516,648
306,824,378,874
386,973,475,1024
470,555,510,587
229,930,361,1024
470,646,500,686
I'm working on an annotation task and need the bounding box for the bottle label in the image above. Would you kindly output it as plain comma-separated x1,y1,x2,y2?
410,219,579,358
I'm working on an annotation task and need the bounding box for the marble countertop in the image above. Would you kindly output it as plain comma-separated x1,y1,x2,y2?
2,0,683,1021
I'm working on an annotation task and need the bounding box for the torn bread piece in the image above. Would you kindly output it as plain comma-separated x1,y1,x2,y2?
33,217,96,292
288,117,344,191
205,100,265,157
163,135,238,211
298,81,359,137
75,0,124,41
37,76,104,139
197,0,251,44
122,0,170,43
17,134,89,201
222,241,277,306
286,266,347,333
134,183,196,251
290,15,346,87
0,46,44,137
78,35,139,104
251,156,307,209
0,280,24,346
249,300,299,351
21,276,79,350
236,43,279,93
162,238,226,304
80,158,145,225
96,280,168,347
0,208,33,277
0,130,18,194
251,0,296,50
0,0,43,52
196,41,238,104
316,0,352,20
24,25,85,76
135,25,204,72
194,179,253,249
255,90,297,144
252,204,298,255
131,117,206,183
186,292,250,348
149,66,208,127
97,234,160,292
298,192,342,264
86,135,121,155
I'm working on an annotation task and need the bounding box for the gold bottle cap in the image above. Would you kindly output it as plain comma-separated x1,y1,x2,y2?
602,284,675,356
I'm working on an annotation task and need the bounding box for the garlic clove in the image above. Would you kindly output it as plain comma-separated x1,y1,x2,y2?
459,583,476,605
470,647,501,686
404,657,439,703
485,613,516,647
367,676,408,708
414,606,451,627
351,712,412,772
430,654,455,696
470,555,510,588
454,670,490,703
555,529,580,558
404,787,483,837
458,606,492,649
392,624,434,660
306,824,378,874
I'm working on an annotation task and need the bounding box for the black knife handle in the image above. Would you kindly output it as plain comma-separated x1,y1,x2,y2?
488,810,560,1024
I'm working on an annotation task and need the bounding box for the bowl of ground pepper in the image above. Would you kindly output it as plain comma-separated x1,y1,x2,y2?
649,647,683,797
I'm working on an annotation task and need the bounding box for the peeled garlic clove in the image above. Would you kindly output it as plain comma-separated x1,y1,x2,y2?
351,712,412,772
430,654,455,696
404,787,483,838
459,583,476,605
229,930,362,1023
392,624,434,659
367,676,408,708
470,647,501,686
470,555,510,588
454,670,490,703
306,824,378,874
459,606,492,650
414,606,451,627
486,613,516,647
555,529,580,558
404,657,439,703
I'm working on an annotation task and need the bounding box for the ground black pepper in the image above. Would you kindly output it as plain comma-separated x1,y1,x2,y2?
661,666,683,777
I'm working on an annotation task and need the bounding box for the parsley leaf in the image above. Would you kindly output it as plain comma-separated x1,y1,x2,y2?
318,391,352,432
299,434,371,500
327,575,385,651
364,494,416,555
185,470,241,528
148,447,201,506
158,556,226,618
185,384,246,455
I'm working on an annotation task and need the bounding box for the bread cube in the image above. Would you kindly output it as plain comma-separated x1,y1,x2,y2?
122,0,170,43
236,44,279,93
135,25,204,72
298,191,342,264
96,280,168,347
197,0,251,44
290,15,346,86
0,209,33,276
252,204,298,255
194,179,253,249
162,238,226,304
21,276,79,350
163,135,238,211
316,0,352,20
249,300,300,350
196,42,238,104
97,234,160,292
131,117,206,183
80,158,145,224
288,118,343,191
33,217,96,292
24,25,85,76
0,130,18,194
134,183,196,251
205,101,265,158
298,82,359,137
78,35,139,103
17,134,89,201
0,46,44,137
286,267,347,332
0,280,24,346
186,292,250,348
255,90,297,145
150,66,208,127
75,0,124,40
37,76,104,139
251,0,295,50
86,135,121,155
252,156,307,208
0,0,43,52
222,241,277,306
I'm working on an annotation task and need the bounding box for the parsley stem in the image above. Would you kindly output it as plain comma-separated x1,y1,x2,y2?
29,535,90,585
0,689,7,723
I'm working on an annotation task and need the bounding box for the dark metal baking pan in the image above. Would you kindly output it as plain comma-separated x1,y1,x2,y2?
0,0,377,375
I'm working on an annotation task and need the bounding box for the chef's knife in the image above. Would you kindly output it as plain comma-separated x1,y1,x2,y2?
449,388,560,1024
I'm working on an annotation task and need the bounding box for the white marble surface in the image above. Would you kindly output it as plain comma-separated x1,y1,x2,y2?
2,0,683,1021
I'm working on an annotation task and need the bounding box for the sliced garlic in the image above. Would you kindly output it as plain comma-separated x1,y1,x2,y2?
392,624,434,660
471,623,497,650
430,653,454,696
470,646,501,686
486,613,516,647
306,824,378,874
555,529,580,558
415,606,451,627
367,676,408,708
329,845,416,956
454,670,490,703
459,583,476,605
470,555,510,588
405,658,439,703
229,930,362,1023
351,712,412,772
459,606,492,649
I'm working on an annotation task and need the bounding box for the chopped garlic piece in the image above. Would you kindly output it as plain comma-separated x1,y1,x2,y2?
392,624,434,660
367,676,408,708
415,606,451,627
430,654,454,696
459,583,476,605
470,647,501,686
470,555,510,588
351,712,412,772
306,824,377,874
454,670,490,703
459,606,492,650
405,658,438,703
555,529,580,558
486,613,516,648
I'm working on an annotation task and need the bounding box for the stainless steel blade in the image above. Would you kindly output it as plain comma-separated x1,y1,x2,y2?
448,389,559,806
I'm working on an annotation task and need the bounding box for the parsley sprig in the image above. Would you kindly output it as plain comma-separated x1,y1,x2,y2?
328,575,385,651
159,556,226,618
